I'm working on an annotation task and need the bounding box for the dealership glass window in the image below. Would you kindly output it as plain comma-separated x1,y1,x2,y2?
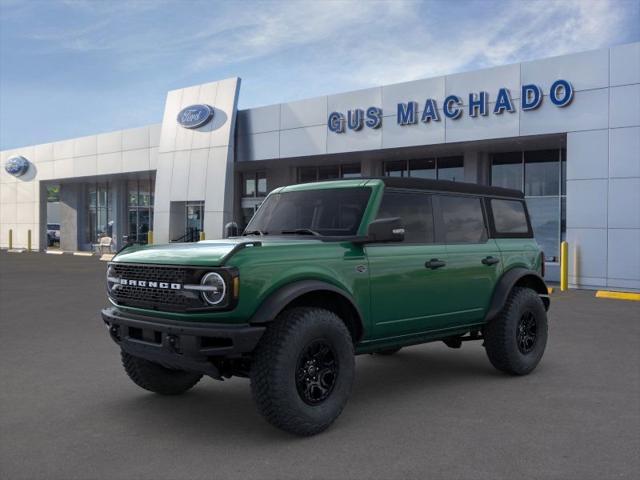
561,149,567,196
490,148,566,261
384,160,408,177
297,164,361,183
298,167,318,183
525,150,559,196
384,156,463,181
127,178,155,244
437,156,464,181
87,182,113,243
242,172,267,197
491,152,523,190
341,164,362,178
318,165,340,180
408,159,436,179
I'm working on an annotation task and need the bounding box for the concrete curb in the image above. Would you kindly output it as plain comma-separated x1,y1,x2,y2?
595,291,640,302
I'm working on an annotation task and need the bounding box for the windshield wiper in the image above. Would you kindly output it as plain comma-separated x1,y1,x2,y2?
242,229,266,236
280,228,321,237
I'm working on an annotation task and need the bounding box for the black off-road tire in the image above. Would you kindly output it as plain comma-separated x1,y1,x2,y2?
121,351,202,395
250,307,355,436
484,287,548,375
375,347,402,356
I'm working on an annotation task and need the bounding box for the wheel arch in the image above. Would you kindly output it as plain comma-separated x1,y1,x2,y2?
249,280,365,343
485,268,550,322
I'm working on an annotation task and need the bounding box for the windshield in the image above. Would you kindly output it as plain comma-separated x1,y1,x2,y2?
245,187,371,237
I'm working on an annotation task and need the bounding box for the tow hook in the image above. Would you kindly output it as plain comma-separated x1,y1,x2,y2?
109,324,121,342
166,334,180,353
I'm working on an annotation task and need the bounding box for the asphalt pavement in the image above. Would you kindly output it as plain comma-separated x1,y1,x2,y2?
1,251,638,480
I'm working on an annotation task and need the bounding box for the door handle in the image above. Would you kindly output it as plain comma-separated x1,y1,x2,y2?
425,258,446,269
482,256,500,266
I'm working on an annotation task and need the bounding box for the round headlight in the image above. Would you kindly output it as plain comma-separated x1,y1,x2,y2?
201,272,226,305
106,264,117,294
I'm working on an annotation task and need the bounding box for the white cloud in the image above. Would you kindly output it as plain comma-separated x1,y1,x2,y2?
8,0,629,81
321,0,626,88
188,1,413,71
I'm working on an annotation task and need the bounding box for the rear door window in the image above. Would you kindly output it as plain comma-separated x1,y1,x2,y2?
438,195,487,244
491,199,530,235
376,190,435,243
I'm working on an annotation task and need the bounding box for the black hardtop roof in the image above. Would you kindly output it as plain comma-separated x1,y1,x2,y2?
373,177,524,198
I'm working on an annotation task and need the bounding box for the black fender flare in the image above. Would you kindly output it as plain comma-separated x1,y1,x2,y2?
248,280,365,340
485,268,550,322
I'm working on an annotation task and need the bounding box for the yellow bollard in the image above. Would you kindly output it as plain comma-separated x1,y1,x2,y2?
199,230,205,241
28,229,32,252
8,229,12,250
560,241,568,291
147,230,153,245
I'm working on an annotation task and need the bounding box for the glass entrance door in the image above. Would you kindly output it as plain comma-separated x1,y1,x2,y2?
127,178,154,244
185,202,204,242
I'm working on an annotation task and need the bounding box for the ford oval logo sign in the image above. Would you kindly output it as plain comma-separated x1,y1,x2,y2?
176,104,214,129
5,156,30,177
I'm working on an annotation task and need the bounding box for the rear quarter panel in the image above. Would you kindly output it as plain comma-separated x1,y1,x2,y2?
495,238,541,273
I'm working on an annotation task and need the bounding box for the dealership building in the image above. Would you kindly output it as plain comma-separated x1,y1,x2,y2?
1,42,639,291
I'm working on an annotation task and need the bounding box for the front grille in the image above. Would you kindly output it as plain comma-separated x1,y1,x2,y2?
111,264,188,285
109,263,209,312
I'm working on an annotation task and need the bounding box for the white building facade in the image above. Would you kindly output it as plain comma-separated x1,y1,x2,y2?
1,43,639,291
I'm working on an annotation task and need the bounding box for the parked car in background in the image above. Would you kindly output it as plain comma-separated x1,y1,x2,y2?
47,223,60,246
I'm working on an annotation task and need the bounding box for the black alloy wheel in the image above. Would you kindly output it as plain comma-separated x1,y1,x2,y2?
296,339,339,405
517,311,537,354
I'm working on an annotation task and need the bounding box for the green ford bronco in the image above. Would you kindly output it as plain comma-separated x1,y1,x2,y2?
103,177,550,436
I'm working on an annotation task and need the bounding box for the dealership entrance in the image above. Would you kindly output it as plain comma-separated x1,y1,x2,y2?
42,173,155,253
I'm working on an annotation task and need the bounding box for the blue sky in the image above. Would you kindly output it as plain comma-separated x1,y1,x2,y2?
1,0,639,150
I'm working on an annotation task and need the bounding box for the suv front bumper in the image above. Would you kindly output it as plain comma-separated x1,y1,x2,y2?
101,307,265,378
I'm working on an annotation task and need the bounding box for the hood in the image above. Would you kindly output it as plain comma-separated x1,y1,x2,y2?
113,238,248,266
112,237,323,267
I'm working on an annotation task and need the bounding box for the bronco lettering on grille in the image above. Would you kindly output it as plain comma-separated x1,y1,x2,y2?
118,278,181,290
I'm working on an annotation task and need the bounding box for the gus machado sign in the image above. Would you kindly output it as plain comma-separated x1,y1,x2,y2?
328,79,573,133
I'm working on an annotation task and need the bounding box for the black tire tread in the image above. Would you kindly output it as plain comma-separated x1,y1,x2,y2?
250,307,354,436
121,351,202,395
484,287,548,375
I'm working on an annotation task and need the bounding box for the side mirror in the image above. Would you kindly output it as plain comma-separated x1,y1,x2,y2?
365,217,405,243
224,222,239,238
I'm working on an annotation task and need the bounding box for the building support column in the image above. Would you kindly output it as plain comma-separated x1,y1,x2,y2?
38,182,48,251
464,151,491,185
59,183,81,251
361,157,382,177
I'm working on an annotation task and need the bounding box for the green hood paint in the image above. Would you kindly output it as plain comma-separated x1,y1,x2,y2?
113,239,244,266
113,237,325,267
